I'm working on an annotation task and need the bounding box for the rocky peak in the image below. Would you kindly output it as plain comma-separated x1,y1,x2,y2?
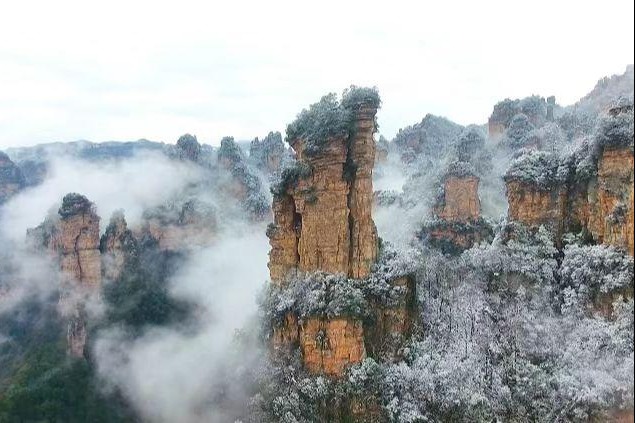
175,133,201,162
268,87,380,283
249,131,286,174
0,151,25,204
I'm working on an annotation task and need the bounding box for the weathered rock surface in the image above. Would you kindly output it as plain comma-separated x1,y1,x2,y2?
57,203,102,289
506,146,634,255
28,193,102,358
436,175,481,222
268,105,379,282
422,169,492,254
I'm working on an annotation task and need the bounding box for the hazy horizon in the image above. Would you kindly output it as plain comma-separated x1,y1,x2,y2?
1,0,634,149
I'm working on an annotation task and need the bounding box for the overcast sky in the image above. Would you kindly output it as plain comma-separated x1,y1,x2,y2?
0,0,633,149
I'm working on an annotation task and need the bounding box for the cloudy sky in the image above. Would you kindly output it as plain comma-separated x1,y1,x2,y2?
0,0,633,149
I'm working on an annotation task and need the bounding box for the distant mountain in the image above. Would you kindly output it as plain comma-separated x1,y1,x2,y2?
571,65,634,115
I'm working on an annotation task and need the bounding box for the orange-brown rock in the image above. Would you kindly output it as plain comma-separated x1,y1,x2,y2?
300,317,366,377
506,181,566,234
57,211,102,289
267,196,300,283
268,105,379,282
588,147,634,255
348,105,380,278
436,176,481,223
506,146,634,257
28,193,102,358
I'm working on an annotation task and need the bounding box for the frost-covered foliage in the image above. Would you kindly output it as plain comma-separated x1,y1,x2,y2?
519,95,547,121
490,98,520,127
217,136,245,164
504,149,563,189
443,160,477,179
270,160,312,198
595,106,634,150
557,111,597,142
465,223,559,286
249,131,286,172
490,96,547,128
523,122,566,152
58,192,94,218
454,126,486,162
393,114,464,160
262,244,419,326
560,244,634,304
501,113,535,149
175,133,201,162
341,85,381,111
286,86,380,157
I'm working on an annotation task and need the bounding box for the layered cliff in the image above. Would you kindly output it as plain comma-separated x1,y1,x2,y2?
267,87,415,379
505,104,634,256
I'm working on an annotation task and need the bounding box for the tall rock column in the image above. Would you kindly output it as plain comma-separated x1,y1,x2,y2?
348,105,379,279
58,194,101,358
267,88,381,377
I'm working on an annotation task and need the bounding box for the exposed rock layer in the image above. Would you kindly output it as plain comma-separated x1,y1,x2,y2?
506,146,634,255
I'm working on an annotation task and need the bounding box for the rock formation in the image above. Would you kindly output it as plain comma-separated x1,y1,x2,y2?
218,136,269,219
268,101,379,282
137,199,217,251
100,210,138,281
249,131,286,174
505,105,634,256
420,162,492,254
27,193,102,357
175,133,201,162
268,88,416,378
0,152,25,204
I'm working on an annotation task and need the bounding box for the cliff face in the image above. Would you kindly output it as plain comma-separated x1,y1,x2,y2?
57,198,102,289
268,90,414,378
588,148,634,255
28,193,102,358
422,170,492,254
0,152,25,204
269,105,378,282
436,176,481,222
506,181,566,233
506,146,634,256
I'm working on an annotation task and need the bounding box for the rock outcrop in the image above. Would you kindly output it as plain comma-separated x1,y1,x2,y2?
249,131,286,174
100,210,138,281
268,88,416,379
0,152,25,204
268,105,379,282
135,199,217,251
218,136,269,219
27,193,102,358
420,162,492,254
505,105,634,256
56,194,102,289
